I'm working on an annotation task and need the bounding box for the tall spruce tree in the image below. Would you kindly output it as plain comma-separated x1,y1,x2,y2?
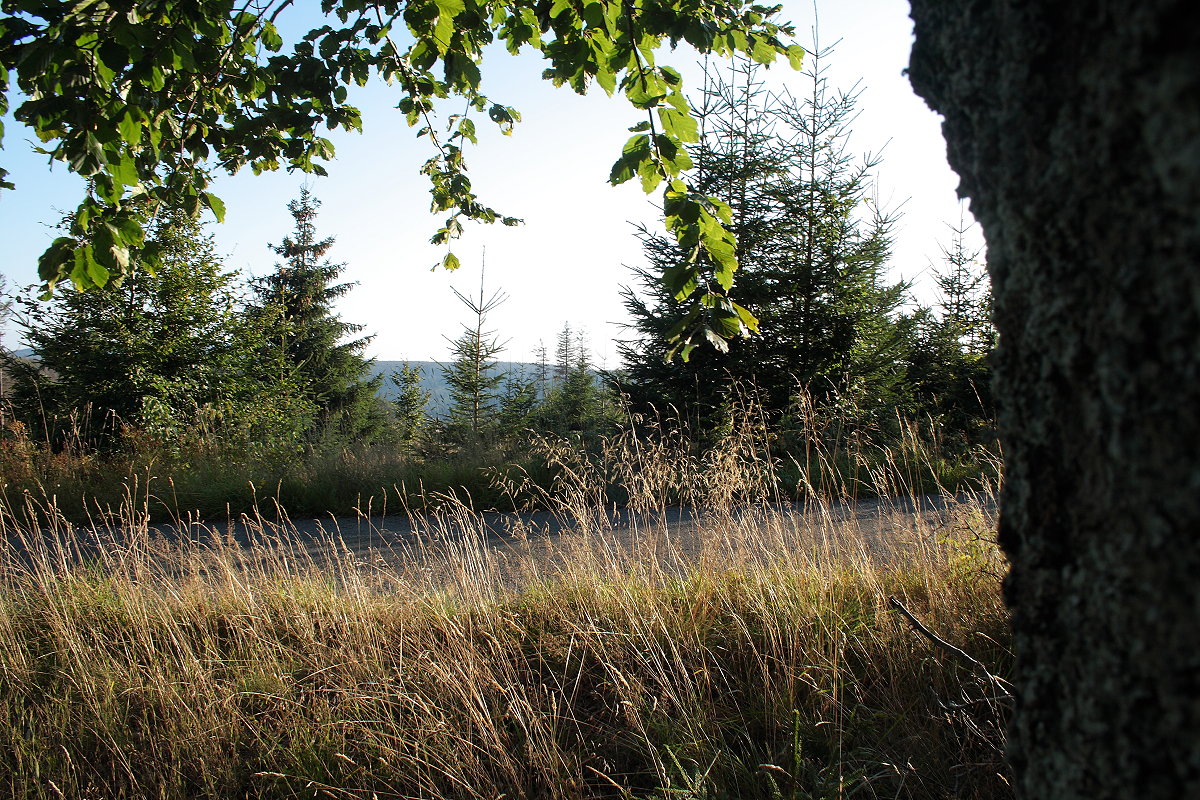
620,52,910,425
251,187,382,441
553,323,574,384
932,218,994,358
532,340,549,400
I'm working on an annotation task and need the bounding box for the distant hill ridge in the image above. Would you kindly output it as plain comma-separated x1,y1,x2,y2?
370,361,542,415
5,349,549,417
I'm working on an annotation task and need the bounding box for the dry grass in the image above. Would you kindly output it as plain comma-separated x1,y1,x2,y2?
0,423,1009,800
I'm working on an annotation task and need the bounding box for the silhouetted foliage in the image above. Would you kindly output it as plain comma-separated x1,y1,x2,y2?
10,207,268,444
620,53,911,429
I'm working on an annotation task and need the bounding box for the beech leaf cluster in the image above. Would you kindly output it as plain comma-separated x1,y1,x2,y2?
0,0,801,355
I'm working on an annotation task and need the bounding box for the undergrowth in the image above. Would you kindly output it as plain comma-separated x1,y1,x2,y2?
0,398,999,522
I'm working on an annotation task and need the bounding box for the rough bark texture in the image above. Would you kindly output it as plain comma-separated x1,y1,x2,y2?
906,2,1200,797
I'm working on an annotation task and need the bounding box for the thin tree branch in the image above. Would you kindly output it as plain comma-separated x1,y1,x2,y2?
888,596,1012,700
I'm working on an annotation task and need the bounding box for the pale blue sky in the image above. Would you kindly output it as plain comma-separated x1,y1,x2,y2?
0,0,980,364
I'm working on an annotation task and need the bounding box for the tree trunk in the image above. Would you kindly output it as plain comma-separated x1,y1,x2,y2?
906,2,1200,797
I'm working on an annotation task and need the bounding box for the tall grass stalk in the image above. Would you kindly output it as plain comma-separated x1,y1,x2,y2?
0,420,1008,799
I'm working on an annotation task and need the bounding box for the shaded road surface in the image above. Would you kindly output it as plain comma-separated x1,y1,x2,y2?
2,493,995,587
139,493,996,582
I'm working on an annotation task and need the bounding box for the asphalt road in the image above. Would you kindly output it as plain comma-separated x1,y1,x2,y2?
2,493,995,585
149,492,993,572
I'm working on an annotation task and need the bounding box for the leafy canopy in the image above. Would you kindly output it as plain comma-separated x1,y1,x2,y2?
0,0,800,354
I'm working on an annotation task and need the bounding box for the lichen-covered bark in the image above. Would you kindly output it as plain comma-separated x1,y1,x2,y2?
905,2,1200,797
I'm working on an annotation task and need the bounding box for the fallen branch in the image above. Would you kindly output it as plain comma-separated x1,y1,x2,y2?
888,596,1013,703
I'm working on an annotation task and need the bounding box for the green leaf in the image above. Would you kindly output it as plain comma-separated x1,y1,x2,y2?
639,160,662,193
183,193,202,218
74,203,92,233
622,133,651,157
86,252,112,287
663,263,699,301
71,245,92,287
117,109,142,145
458,117,477,144
94,222,131,274
665,144,693,174
442,251,461,270
663,192,701,230
148,66,166,91
657,107,699,143
202,192,226,223
488,104,517,134
665,90,690,114
711,310,741,338
750,35,777,65
595,67,616,96
787,44,805,70
699,211,738,288
732,302,760,333
710,196,734,225
625,70,668,108
581,0,606,30
37,238,77,285
434,16,455,51
261,21,284,52
112,215,144,244
409,39,437,71
609,156,635,185
108,153,139,187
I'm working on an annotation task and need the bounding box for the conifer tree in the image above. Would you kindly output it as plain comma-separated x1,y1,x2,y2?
537,327,618,435
251,187,382,441
532,341,549,400
906,217,995,446
11,207,267,441
441,269,507,443
391,363,430,444
497,373,539,437
553,323,574,385
933,217,994,357
0,274,11,349
620,52,910,425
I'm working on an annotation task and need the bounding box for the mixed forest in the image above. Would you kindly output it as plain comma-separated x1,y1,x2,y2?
0,8,1028,797
0,55,995,520
0,0,1189,797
